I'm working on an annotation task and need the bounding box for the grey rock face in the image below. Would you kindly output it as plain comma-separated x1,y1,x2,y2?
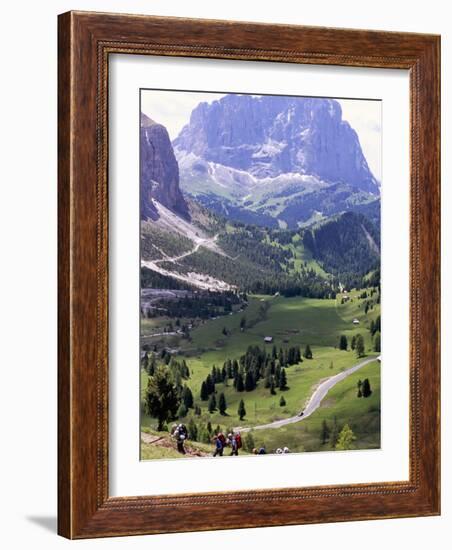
174,94,378,193
140,113,189,220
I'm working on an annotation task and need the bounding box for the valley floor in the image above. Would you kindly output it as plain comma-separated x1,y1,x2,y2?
141,289,381,457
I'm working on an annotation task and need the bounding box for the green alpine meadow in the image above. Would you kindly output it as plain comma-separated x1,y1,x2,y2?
139,91,381,459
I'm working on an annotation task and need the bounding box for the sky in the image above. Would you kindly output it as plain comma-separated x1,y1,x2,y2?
141,89,382,181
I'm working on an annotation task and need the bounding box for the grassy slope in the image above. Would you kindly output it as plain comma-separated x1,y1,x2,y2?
140,428,213,460
141,291,380,441
248,360,381,453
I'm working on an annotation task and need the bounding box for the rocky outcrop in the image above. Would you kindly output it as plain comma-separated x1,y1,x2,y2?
140,113,189,220
174,94,378,193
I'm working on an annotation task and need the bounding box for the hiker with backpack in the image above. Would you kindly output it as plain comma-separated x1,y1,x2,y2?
212,435,223,457
228,431,242,456
173,423,187,455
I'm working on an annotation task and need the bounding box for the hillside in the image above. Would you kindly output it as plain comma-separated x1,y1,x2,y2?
302,211,380,285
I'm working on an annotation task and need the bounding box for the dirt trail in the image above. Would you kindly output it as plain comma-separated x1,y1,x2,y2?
141,432,210,457
152,234,220,266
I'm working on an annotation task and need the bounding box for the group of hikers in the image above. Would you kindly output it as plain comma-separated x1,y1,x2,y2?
170,423,290,457
212,431,242,456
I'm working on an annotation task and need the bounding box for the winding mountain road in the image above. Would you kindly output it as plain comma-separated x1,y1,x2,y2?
152,234,220,265
235,356,378,433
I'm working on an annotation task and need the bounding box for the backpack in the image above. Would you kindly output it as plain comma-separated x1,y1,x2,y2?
235,432,242,449
217,433,226,446
179,424,188,438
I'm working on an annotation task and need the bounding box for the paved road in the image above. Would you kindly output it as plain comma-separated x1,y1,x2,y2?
234,356,378,433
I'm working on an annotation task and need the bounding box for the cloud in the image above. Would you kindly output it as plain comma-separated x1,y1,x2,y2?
141,90,225,140
338,99,382,181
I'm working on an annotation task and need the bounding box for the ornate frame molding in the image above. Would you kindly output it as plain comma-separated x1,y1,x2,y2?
58,11,440,538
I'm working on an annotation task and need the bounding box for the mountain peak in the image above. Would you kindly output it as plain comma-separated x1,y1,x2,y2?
174,94,378,193
140,114,189,221
141,112,157,128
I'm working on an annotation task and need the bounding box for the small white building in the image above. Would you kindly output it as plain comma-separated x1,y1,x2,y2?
264,336,273,343
352,318,360,325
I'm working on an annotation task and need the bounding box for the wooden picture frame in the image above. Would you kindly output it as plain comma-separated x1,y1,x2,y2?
58,11,440,539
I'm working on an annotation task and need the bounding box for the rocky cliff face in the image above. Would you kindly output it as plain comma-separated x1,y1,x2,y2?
140,113,189,220
174,94,378,193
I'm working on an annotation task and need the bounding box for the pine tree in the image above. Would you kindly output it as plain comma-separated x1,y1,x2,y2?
232,359,239,378
236,372,244,392
219,392,227,415
270,379,276,395
240,317,246,331
182,385,194,409
295,347,302,363
145,353,156,376
373,331,381,352
320,419,330,445
225,359,232,379
279,395,286,407
274,364,281,387
339,335,348,351
208,394,217,413
351,335,357,350
206,374,215,394
272,344,277,360
362,378,372,398
188,418,198,441
279,368,288,390
264,366,272,388
330,417,340,448
245,370,255,391
303,344,313,359
372,315,381,336
238,399,246,420
200,381,209,401
336,424,356,450
145,366,181,431
357,379,363,398
355,334,365,358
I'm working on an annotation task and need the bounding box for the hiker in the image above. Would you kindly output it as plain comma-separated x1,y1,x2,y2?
178,423,188,439
217,431,226,449
228,431,242,456
173,423,187,454
253,447,266,455
228,433,237,456
212,435,224,457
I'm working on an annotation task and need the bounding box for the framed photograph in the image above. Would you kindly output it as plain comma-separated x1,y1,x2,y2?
58,11,440,538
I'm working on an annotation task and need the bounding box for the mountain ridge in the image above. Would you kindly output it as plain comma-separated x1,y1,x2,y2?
174,94,379,192
140,113,190,220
